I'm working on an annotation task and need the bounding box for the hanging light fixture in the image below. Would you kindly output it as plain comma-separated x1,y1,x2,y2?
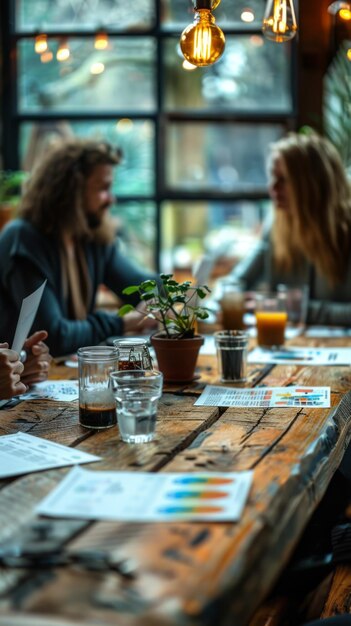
94,31,109,50
262,0,297,42
34,33,48,54
56,38,70,62
328,1,351,18
180,0,225,67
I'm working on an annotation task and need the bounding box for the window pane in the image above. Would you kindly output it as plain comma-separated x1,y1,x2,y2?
112,201,157,270
17,0,155,32
19,121,155,196
164,36,292,112
165,123,285,192
161,200,270,275
18,38,156,113
162,0,266,29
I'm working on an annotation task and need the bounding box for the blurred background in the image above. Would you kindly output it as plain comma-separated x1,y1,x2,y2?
0,0,348,283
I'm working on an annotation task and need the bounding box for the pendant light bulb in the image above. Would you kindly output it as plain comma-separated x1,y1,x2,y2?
56,38,70,62
34,33,48,54
262,0,297,43
328,2,351,16
180,4,225,67
94,31,109,50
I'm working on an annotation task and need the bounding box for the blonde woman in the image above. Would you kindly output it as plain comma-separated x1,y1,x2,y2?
232,132,351,325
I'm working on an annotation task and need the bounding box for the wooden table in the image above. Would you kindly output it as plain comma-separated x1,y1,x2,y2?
1,333,351,626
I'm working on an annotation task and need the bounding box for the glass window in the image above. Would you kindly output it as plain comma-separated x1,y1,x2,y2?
19,120,155,196
17,0,155,32
165,122,285,192
161,199,270,275
163,36,292,112
18,38,156,113
162,0,266,29
112,201,157,270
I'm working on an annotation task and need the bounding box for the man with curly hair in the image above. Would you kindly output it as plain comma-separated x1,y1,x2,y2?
0,139,157,356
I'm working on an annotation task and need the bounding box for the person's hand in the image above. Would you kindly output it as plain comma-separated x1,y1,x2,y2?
122,302,159,335
21,331,52,386
0,343,26,400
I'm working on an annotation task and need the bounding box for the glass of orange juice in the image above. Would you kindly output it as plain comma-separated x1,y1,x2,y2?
255,293,287,348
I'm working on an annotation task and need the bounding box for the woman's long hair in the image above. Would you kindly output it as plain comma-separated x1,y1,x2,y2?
271,133,351,286
20,139,122,241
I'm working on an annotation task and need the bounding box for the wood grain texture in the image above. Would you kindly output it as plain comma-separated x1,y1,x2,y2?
1,339,351,625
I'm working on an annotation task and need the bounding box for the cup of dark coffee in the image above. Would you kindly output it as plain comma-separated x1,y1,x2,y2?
77,346,119,429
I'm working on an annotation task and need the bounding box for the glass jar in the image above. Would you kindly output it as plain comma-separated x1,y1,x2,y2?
77,345,118,429
113,338,153,371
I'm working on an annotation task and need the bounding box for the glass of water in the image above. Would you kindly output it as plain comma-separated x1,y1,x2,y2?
110,369,163,443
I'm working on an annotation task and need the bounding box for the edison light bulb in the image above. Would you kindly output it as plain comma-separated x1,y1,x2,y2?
262,0,297,43
34,34,48,54
56,39,70,62
180,8,225,67
94,31,109,50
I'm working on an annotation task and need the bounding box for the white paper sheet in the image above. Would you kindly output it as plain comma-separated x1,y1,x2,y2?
305,326,351,338
11,280,47,354
36,466,253,522
0,432,100,478
194,385,330,408
248,346,351,366
20,380,79,401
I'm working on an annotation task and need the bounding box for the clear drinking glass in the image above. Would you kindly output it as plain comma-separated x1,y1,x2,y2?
255,292,287,348
110,369,163,444
77,346,118,429
218,277,245,330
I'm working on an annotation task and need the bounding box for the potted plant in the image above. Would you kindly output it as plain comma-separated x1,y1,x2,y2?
119,273,211,383
0,170,27,230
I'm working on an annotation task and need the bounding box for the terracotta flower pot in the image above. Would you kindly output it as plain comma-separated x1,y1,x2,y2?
150,334,204,383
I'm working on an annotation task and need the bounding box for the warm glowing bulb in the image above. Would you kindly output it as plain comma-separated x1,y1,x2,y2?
347,48,351,59
90,62,105,74
182,59,197,70
180,9,225,67
116,118,134,134
56,40,70,62
211,0,221,7
34,34,48,54
241,9,255,22
262,0,297,42
339,7,351,18
40,50,53,63
94,31,109,49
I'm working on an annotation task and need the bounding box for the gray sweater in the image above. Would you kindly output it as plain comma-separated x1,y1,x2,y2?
231,231,351,326
0,219,156,356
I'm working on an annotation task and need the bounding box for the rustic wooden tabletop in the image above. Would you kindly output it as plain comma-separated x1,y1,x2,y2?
1,333,351,626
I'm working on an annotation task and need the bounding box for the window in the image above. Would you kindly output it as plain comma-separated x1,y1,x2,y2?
1,0,297,276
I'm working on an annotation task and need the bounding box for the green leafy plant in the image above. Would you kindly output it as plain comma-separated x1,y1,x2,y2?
119,273,211,339
0,170,27,206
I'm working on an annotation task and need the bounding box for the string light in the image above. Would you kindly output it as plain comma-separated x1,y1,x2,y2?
34,34,48,54
94,31,109,50
262,0,297,42
56,38,70,62
40,50,53,63
90,62,105,75
241,9,255,23
180,0,225,67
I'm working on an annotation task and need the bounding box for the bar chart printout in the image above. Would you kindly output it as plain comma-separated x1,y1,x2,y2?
194,386,330,408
